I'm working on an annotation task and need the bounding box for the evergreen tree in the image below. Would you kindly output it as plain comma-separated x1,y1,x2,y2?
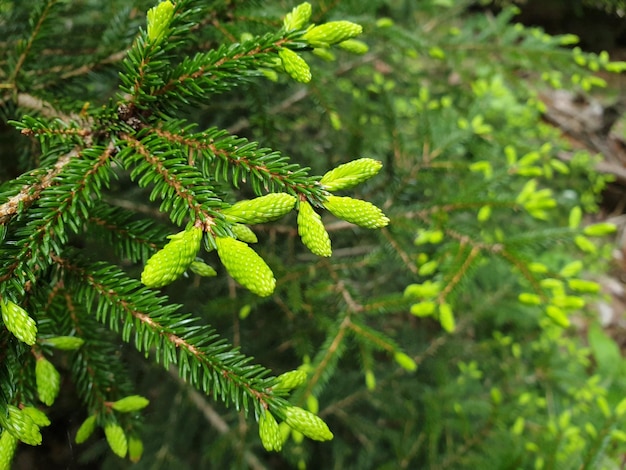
1,1,625,468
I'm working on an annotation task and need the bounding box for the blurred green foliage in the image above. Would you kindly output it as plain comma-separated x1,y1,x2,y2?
1,1,626,469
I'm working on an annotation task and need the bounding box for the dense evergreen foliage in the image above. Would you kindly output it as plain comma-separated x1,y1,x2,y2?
1,1,625,468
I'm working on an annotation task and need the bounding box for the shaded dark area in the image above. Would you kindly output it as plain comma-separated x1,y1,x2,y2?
516,0,626,52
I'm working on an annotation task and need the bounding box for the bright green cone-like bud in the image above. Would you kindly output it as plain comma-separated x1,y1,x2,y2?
1,299,37,345
313,48,336,61
141,226,202,288
283,406,333,441
21,408,50,428
104,423,128,458
283,2,312,31
215,237,276,297
231,224,258,243
128,436,144,463
583,222,617,236
111,395,150,413
323,195,389,229
394,352,417,372
36,357,61,406
279,48,312,83
222,193,296,224
5,405,41,446
297,200,331,257
320,158,382,191
274,370,308,391
338,39,369,54
0,430,18,470
75,415,97,444
259,410,282,452
42,335,84,350
302,21,363,47
189,260,218,277
439,303,456,333
147,0,175,43
567,279,601,293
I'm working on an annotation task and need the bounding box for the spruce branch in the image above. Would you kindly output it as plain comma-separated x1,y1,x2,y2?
56,254,288,415
7,0,60,87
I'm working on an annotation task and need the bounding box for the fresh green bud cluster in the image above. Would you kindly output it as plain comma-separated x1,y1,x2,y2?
104,422,128,458
222,193,296,224
146,0,174,43
36,357,61,406
42,335,84,350
338,39,369,54
567,279,600,293
189,260,217,277
274,370,308,391
231,223,258,243
259,410,282,451
0,430,17,470
5,405,41,446
583,222,617,236
404,280,442,299
410,301,436,317
1,299,37,345
215,237,276,297
319,158,382,191
141,226,202,288
438,303,455,333
297,200,331,257
278,48,311,83
302,21,363,47
323,195,389,229
394,352,417,372
75,415,97,444
111,395,150,412
283,2,312,31
128,436,144,463
21,407,50,427
283,406,333,441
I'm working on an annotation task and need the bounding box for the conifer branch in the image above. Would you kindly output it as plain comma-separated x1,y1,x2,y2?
8,0,58,86
56,255,285,415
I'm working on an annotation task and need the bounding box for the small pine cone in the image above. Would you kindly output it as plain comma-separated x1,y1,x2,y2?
278,48,312,83
6,405,41,446
141,226,202,288
215,237,276,297
75,415,97,444
319,158,382,191
323,195,389,229
231,224,258,244
1,299,37,345
302,21,363,47
297,200,331,257
0,430,18,470
222,193,296,224
36,357,61,406
259,410,282,452
283,2,312,31
104,423,128,458
274,370,307,391
189,260,217,277
283,406,333,441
